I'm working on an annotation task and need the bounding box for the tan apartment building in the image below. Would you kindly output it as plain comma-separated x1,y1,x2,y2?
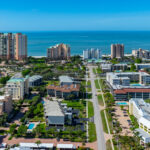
0,33,27,61
5,75,29,100
111,44,124,59
132,48,150,59
47,43,70,60
0,94,13,115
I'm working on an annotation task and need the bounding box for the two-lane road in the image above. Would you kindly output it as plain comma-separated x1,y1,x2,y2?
88,66,106,150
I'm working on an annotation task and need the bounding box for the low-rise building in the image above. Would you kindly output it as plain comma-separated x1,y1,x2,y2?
100,64,112,73
129,98,150,144
135,63,150,70
29,75,43,87
19,143,54,150
44,101,65,129
113,63,128,71
0,94,12,115
47,76,80,99
107,72,150,100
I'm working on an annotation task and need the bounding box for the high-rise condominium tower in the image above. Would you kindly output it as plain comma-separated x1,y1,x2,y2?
111,44,124,59
47,43,70,60
83,48,101,60
0,33,27,61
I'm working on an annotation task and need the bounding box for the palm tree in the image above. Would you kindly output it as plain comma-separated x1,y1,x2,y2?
35,140,41,149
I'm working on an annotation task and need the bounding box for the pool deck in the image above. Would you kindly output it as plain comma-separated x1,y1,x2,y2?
115,101,129,106
27,122,39,132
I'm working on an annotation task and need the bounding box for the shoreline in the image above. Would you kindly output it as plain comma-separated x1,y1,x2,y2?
31,53,132,58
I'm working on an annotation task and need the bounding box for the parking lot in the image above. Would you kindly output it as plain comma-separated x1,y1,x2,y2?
113,106,133,136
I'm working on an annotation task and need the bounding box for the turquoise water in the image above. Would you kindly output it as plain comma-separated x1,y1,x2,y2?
116,102,128,105
131,84,141,86
28,123,35,129
24,31,150,56
41,100,45,104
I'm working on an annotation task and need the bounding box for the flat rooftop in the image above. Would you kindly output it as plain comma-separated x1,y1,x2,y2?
29,75,42,82
130,98,150,116
135,128,150,139
44,101,64,116
59,76,73,83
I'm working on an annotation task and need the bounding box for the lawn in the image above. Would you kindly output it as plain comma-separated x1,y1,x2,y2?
62,100,86,118
88,122,97,142
145,99,150,103
46,80,59,86
100,110,108,133
106,140,112,150
88,101,94,118
97,94,104,106
87,80,91,92
94,80,100,89
93,68,96,74
130,115,139,130
105,109,113,134
96,67,102,74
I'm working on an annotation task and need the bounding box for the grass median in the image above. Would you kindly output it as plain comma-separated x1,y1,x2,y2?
94,79,100,89
87,80,91,92
100,110,108,133
88,101,94,118
93,68,96,74
97,94,104,106
88,122,97,142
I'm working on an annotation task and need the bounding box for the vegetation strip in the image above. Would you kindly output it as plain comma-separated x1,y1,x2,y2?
88,101,94,118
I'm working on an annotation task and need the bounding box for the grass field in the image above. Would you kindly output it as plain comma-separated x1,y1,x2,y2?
96,67,102,74
97,94,104,106
88,122,97,142
88,101,94,118
87,80,91,92
93,68,96,74
100,110,108,133
94,80,100,89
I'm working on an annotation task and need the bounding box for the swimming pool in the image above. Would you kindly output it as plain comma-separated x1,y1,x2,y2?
116,102,128,105
41,100,45,104
131,84,141,86
28,123,35,129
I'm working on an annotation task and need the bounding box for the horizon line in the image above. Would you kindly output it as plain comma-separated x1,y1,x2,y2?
1,30,150,32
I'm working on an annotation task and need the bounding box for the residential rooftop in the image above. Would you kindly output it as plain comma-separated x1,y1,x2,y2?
44,101,64,116
29,75,42,82
59,75,73,83
130,98,150,116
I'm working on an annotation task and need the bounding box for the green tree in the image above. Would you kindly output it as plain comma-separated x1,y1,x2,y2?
0,113,8,126
0,76,10,84
9,123,17,135
17,124,27,137
135,58,142,64
131,64,136,71
35,140,41,148
22,69,30,77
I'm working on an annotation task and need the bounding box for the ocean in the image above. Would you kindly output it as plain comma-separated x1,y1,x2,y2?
25,31,150,56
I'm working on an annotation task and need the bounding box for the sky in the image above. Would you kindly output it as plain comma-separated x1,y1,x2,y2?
1,0,150,31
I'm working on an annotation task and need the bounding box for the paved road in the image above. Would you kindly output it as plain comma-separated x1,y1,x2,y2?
88,66,106,150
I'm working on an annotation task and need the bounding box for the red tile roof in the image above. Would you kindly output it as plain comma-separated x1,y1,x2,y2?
114,88,150,94
47,84,80,93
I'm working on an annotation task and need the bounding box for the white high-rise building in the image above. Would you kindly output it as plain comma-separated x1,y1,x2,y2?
83,48,101,60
